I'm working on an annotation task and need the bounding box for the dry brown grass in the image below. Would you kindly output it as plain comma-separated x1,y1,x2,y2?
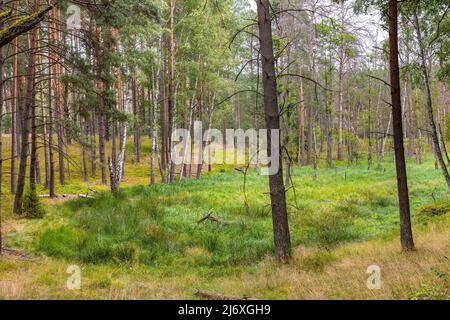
0,215,448,300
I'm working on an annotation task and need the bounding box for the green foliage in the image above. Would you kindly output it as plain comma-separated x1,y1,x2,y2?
300,206,359,250
22,187,46,219
416,199,450,223
36,226,80,259
408,285,449,300
408,270,449,300
301,251,336,272
31,159,447,269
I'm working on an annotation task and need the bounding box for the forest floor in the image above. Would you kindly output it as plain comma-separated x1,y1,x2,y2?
0,137,449,299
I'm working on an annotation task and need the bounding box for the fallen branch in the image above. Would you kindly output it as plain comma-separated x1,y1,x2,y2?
195,290,257,300
197,213,224,225
88,187,99,194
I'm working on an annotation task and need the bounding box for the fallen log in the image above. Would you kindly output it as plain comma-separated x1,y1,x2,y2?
78,194,95,199
38,194,60,198
195,290,256,300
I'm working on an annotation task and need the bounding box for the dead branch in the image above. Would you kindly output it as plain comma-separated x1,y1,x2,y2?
197,213,224,225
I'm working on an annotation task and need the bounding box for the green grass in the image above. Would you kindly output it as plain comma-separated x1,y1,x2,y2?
11,156,446,274
1,143,449,299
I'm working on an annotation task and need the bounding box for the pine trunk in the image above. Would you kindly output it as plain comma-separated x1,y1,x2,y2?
388,0,415,251
256,0,291,263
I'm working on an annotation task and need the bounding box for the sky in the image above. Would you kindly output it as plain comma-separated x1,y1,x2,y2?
245,0,387,55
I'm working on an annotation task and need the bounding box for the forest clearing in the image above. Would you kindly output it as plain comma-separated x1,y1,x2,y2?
0,0,449,302
0,137,449,300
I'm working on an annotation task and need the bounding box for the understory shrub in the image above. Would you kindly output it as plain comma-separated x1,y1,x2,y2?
301,251,336,272
22,187,46,219
416,199,450,223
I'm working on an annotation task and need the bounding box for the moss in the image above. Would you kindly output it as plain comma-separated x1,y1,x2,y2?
0,6,52,43
0,9,12,23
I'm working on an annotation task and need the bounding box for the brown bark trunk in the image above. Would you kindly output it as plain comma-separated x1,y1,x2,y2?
388,0,415,251
47,40,56,198
256,0,291,263
0,0,4,253
13,5,39,213
55,6,65,185
10,0,19,194
94,26,107,185
38,40,49,188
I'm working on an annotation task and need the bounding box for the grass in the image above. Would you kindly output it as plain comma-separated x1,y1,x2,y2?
0,136,449,299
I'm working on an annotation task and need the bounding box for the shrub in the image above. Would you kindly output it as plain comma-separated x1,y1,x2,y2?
22,187,46,219
416,199,450,219
301,251,336,272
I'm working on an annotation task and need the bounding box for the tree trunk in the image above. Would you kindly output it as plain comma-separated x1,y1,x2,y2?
256,0,291,263
109,125,127,192
132,77,140,163
10,0,19,194
13,10,38,213
38,42,49,188
90,113,96,177
388,0,415,251
167,0,177,184
47,49,56,198
81,117,88,182
151,66,159,186
0,0,4,254
413,11,450,189
296,59,306,166
55,7,65,185
337,59,344,161
160,37,168,179
95,26,107,185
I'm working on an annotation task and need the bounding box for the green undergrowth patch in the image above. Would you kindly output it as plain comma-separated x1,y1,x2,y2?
29,158,447,270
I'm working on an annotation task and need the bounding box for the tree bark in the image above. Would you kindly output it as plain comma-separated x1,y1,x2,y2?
159,37,168,178
0,0,4,254
109,125,127,192
256,0,291,263
413,11,450,189
151,66,159,186
10,0,19,194
13,7,39,213
132,77,140,163
388,0,415,251
167,0,177,184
